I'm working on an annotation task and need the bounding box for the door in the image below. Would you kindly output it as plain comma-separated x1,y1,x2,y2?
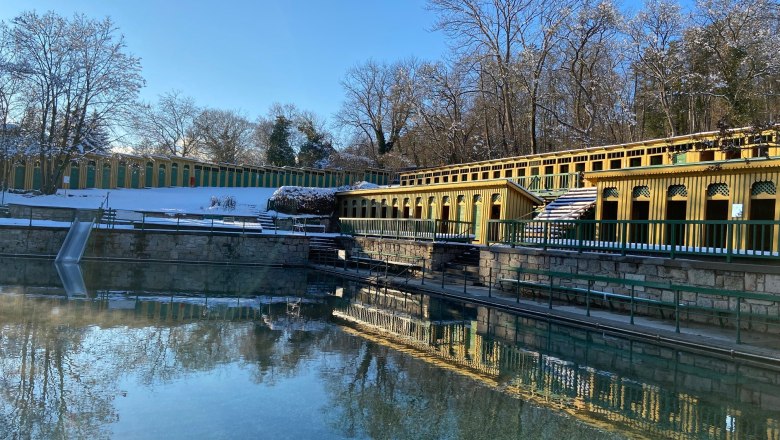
600,201,618,242
705,200,729,248
665,200,687,246
748,199,775,252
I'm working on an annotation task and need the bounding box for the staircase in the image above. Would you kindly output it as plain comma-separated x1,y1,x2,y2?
256,211,278,231
534,187,597,221
309,236,339,263
434,245,483,287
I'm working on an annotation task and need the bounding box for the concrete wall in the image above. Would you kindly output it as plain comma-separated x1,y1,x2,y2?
481,246,780,330
0,226,309,266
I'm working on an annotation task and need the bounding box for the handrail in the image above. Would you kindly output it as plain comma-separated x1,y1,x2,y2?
486,218,780,261
340,218,473,243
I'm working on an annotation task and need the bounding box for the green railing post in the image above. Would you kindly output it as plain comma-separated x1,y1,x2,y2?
675,289,680,333
630,285,635,325
543,222,549,251
586,280,592,317
548,275,553,309
488,267,492,297
726,222,734,263
433,220,437,242
621,222,628,256
736,296,742,344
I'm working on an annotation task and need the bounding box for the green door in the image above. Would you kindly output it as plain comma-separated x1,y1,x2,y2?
194,168,202,187
32,163,42,190
472,203,482,241
145,163,153,187
69,163,80,189
228,170,234,187
182,165,190,186
211,169,218,186
117,164,126,188
158,165,166,187
13,162,25,189
171,164,178,186
131,165,140,188
102,164,111,189
86,162,96,188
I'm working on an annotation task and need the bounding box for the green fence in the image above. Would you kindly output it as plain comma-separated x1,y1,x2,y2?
486,218,780,261
510,172,582,196
340,218,473,243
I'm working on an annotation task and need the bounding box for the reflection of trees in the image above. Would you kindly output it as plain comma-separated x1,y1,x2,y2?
320,333,621,440
0,321,117,439
0,295,316,438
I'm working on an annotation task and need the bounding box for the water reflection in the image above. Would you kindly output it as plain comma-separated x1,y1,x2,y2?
334,284,780,440
0,259,616,439
2,259,778,438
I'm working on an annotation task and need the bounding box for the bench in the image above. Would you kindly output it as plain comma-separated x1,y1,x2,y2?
349,251,424,274
495,266,780,338
294,223,326,233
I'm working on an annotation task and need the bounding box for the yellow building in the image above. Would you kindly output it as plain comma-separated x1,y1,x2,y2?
1,152,391,191
336,179,543,244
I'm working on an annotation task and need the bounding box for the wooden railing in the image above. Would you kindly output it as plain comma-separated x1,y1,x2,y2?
340,218,473,243
486,218,780,261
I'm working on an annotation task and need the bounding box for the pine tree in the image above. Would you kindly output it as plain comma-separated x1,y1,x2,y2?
266,116,296,166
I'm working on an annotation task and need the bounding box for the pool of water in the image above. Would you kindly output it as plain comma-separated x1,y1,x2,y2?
0,258,778,439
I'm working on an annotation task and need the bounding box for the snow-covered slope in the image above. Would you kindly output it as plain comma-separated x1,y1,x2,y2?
2,187,278,217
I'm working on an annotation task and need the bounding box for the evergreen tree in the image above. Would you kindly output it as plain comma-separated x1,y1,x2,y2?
266,116,296,166
297,119,336,167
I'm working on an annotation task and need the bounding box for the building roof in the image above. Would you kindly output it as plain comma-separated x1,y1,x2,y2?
336,179,545,205
585,157,780,181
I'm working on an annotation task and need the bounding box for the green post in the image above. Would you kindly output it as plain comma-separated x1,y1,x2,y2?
736,296,741,344
630,285,635,325
675,290,680,333
586,280,591,317
726,222,734,263
621,222,628,256
488,267,492,297
548,275,553,309
543,222,549,251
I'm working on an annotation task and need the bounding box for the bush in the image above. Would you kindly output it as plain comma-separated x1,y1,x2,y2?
209,195,236,211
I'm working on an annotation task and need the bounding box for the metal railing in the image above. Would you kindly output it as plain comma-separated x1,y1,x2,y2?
510,172,582,195
340,218,473,243
486,218,780,261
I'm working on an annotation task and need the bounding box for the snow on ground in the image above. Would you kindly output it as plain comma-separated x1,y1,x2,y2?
1,187,278,216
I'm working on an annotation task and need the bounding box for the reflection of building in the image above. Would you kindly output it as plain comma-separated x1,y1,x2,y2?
2,152,390,190
334,290,780,440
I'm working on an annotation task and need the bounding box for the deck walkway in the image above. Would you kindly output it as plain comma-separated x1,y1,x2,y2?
312,262,780,368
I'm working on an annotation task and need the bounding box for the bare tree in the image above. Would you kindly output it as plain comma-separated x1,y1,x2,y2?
411,60,480,164
627,0,686,136
335,59,417,158
688,0,780,126
430,0,572,155
8,11,142,194
132,90,200,157
540,0,625,146
193,108,257,164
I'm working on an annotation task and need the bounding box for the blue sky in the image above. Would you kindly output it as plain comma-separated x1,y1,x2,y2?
0,1,448,125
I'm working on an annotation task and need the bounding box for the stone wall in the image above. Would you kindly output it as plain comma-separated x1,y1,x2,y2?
480,246,780,330
0,226,309,266
346,236,470,270
7,204,98,222
0,257,311,296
